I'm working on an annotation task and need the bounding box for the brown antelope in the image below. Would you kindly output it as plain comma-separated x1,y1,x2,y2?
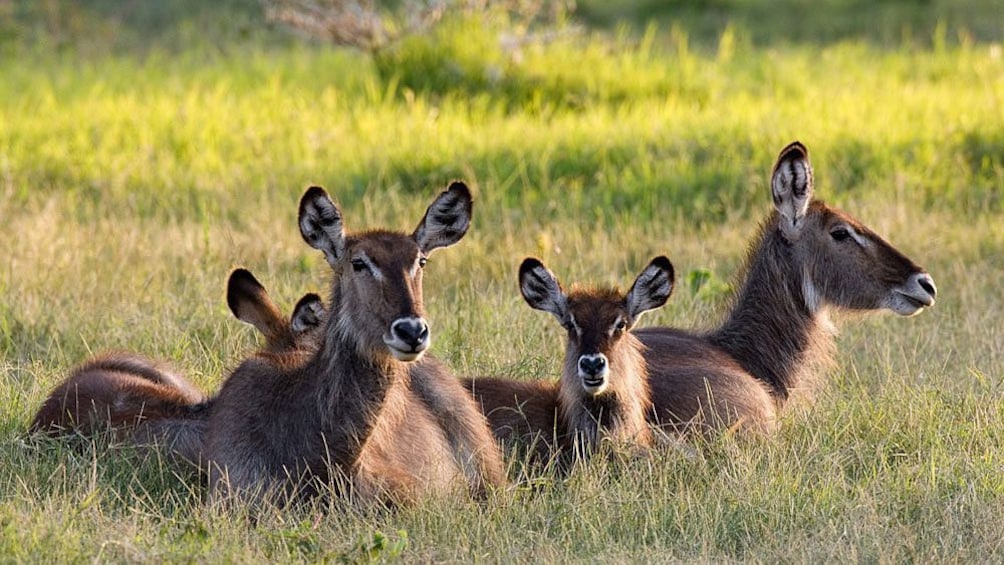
203,182,507,505
465,256,675,462
29,270,328,465
635,141,938,434
29,352,208,463
228,269,525,496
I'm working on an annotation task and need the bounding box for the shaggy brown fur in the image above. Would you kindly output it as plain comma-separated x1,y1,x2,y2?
203,182,506,505
636,141,937,435
230,267,508,499
29,353,208,462
465,257,675,463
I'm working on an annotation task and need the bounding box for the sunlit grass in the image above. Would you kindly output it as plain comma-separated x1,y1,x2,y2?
1,7,1002,561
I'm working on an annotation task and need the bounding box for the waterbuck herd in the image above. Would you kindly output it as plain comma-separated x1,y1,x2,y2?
30,141,937,506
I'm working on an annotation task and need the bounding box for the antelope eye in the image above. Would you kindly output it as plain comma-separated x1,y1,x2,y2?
350,258,368,272
830,228,851,242
418,257,428,268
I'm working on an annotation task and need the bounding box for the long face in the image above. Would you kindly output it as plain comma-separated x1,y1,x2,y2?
299,182,472,363
771,142,937,316
520,256,674,396
334,232,430,361
563,291,636,395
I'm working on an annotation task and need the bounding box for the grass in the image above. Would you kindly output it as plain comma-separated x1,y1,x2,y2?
1,0,1003,561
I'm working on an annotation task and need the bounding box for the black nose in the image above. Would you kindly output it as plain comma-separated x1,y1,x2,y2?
917,274,937,299
578,356,607,376
392,319,429,348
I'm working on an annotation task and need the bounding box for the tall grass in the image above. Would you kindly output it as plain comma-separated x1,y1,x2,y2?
1,2,1003,561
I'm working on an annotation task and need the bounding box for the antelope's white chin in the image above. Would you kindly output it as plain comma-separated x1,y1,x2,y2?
887,291,934,317
387,347,426,362
580,372,610,396
383,335,429,362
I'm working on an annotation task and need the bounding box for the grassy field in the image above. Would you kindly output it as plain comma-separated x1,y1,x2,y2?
1,0,1003,561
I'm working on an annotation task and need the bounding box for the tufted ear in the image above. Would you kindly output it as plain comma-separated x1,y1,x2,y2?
226,268,287,343
625,256,675,320
413,181,473,254
291,293,326,335
770,141,814,235
519,258,568,322
299,186,345,267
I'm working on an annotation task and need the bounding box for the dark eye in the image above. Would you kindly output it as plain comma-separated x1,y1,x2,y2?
614,320,628,334
418,257,428,268
830,228,851,242
351,258,368,272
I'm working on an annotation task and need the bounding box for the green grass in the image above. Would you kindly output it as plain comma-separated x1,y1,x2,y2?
2,1,1003,561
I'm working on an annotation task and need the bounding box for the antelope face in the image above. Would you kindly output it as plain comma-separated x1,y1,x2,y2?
339,233,430,361
770,142,937,316
520,256,675,396
299,182,472,362
564,294,629,395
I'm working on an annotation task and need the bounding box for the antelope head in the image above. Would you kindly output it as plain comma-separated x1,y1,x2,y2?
770,141,937,316
226,268,326,353
519,256,675,395
298,182,472,362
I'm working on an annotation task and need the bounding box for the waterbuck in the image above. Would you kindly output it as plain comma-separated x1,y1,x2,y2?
228,269,523,490
465,256,674,462
203,182,506,504
30,271,333,465
636,141,938,434
29,352,208,462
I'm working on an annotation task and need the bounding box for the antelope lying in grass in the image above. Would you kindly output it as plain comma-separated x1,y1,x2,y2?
204,182,506,504
231,269,525,492
635,141,938,434
465,256,674,462
29,269,327,465
29,352,208,462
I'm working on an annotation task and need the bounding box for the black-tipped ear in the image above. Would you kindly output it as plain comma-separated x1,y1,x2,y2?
226,268,265,320
518,257,568,321
413,181,473,254
291,293,326,335
299,186,345,267
226,268,285,341
770,141,814,234
626,256,675,319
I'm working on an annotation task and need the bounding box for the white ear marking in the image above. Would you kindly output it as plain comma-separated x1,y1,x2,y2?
771,142,814,234
298,186,345,267
626,256,675,318
518,258,568,321
413,181,473,253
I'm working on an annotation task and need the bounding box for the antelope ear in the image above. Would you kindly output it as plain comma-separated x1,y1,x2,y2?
226,268,286,342
291,293,326,335
626,256,675,319
770,141,814,234
299,186,345,267
413,181,473,254
519,258,568,322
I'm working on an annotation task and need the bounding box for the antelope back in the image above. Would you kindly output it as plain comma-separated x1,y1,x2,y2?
769,142,936,316
298,182,472,362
